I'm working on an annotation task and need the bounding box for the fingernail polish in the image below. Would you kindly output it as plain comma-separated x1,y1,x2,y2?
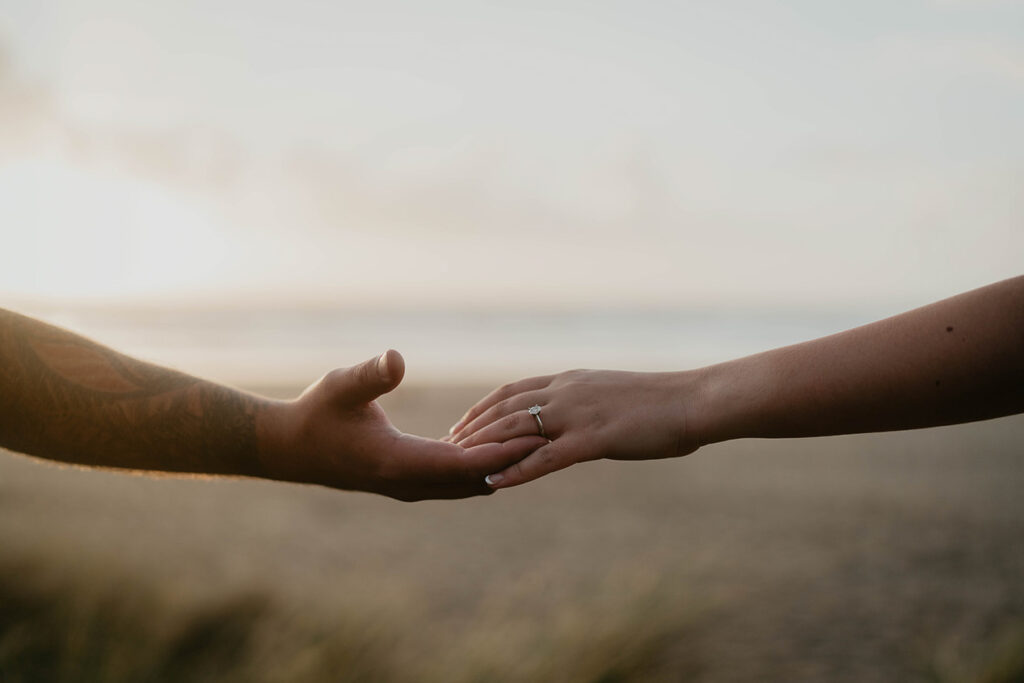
484,473,504,486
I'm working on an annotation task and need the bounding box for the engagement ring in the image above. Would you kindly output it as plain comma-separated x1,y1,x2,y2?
528,404,547,439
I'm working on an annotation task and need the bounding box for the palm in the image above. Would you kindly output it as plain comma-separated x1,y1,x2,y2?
263,351,547,501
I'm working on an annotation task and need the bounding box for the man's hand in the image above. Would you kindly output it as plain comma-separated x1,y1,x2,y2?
257,350,547,500
0,308,543,501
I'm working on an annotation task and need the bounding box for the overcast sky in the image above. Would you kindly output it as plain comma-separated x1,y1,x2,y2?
0,0,1021,309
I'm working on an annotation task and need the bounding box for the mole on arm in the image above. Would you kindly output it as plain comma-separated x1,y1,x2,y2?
946,326,954,333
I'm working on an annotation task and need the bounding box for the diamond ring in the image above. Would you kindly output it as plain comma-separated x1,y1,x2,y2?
528,404,547,439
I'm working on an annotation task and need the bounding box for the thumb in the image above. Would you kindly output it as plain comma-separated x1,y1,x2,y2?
329,349,405,405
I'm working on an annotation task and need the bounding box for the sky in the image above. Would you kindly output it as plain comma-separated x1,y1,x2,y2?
0,0,1021,310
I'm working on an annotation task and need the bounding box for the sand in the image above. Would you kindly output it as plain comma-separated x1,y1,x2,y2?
2,383,1023,682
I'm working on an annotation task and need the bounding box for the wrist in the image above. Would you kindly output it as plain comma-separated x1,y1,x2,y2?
693,355,772,445
690,363,731,446
253,398,301,482
657,369,712,453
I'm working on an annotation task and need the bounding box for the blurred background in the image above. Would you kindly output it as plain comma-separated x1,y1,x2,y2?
2,0,1022,382
1,1,1023,681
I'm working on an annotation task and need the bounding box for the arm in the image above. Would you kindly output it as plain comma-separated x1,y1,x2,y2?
697,274,1024,443
0,308,544,500
449,276,1024,488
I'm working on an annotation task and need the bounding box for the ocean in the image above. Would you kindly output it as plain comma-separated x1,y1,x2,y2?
28,304,886,387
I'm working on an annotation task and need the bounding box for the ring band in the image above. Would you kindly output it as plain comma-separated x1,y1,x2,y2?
528,404,547,439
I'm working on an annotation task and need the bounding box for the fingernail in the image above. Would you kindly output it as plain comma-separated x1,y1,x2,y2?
484,473,504,486
376,352,389,382
447,424,458,436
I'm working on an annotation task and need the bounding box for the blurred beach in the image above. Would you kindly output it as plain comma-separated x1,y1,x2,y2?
2,368,1023,682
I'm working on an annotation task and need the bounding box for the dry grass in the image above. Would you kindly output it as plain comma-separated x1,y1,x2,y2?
2,385,1023,682
0,553,704,683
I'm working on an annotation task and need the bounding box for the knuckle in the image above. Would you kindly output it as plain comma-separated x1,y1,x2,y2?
509,461,526,481
537,447,559,468
558,380,587,402
357,358,376,383
322,367,343,382
495,395,518,415
319,368,347,391
496,382,516,401
502,412,525,435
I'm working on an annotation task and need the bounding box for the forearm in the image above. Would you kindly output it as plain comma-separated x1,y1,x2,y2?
0,308,276,477
694,276,1024,444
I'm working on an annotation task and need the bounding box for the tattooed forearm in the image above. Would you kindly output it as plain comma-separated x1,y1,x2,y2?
0,308,263,477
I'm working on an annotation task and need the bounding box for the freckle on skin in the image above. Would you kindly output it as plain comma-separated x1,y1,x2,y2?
946,326,954,333
935,380,941,387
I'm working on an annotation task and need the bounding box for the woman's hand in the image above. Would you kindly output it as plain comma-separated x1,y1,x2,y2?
447,275,1024,493
446,369,704,489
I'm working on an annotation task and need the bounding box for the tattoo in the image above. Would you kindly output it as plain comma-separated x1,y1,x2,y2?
0,309,260,477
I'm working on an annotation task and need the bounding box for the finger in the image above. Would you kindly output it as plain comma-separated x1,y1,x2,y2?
456,402,553,448
328,349,405,406
394,434,547,484
457,435,549,479
483,438,579,489
451,389,549,444
382,481,497,502
447,375,554,436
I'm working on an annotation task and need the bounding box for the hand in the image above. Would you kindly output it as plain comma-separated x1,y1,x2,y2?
256,350,547,501
446,369,702,489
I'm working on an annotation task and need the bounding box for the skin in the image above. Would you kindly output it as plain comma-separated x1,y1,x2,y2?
0,308,545,501
449,275,1024,489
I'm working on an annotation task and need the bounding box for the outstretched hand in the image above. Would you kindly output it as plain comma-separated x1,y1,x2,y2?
257,350,548,501
446,369,702,489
